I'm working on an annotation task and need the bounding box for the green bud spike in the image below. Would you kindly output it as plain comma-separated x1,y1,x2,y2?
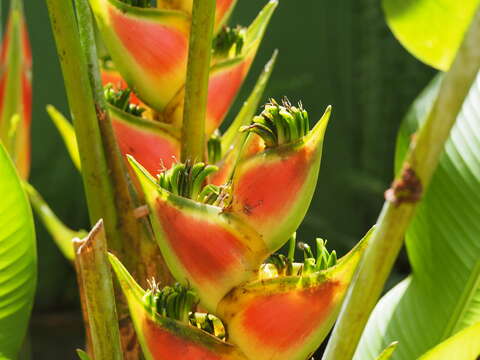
243,98,310,148
117,0,156,8
104,84,146,116
189,313,227,341
157,161,228,205
213,25,246,58
144,280,199,323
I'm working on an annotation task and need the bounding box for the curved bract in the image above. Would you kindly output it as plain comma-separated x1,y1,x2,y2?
129,156,269,311
0,143,36,359
109,105,180,176
217,232,370,360
109,253,248,360
0,0,32,178
89,0,190,111
229,106,331,252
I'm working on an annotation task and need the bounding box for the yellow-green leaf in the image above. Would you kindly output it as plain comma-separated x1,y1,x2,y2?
382,0,480,70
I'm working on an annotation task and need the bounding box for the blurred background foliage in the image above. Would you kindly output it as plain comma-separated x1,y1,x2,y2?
12,0,434,357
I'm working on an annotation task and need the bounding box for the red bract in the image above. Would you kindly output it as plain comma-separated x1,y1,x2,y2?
229,106,331,251
90,0,190,111
109,253,248,360
0,0,32,178
109,106,180,175
129,156,269,311
216,233,371,360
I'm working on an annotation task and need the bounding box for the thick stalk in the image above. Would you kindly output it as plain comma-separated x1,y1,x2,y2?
180,0,216,161
45,0,123,258
323,7,480,360
73,0,143,269
45,0,143,356
74,0,174,290
74,220,123,360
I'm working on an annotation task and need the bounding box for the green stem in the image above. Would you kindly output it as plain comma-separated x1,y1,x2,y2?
73,0,146,269
180,0,216,162
74,220,122,360
45,0,123,253
322,7,480,360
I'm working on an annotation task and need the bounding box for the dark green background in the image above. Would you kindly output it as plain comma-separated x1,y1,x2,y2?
16,0,433,357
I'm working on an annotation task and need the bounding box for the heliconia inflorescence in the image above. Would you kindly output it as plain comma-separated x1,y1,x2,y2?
75,0,372,358
0,0,32,178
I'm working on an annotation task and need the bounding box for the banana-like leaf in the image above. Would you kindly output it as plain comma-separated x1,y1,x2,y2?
355,74,480,359
382,0,480,70
0,143,36,358
418,322,480,360
46,105,81,171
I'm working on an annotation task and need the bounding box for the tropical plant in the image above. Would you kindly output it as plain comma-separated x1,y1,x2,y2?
1,0,480,359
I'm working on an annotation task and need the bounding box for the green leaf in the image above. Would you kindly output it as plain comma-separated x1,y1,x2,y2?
46,105,81,171
382,0,480,70
0,143,36,359
76,349,92,360
354,73,480,359
418,322,480,360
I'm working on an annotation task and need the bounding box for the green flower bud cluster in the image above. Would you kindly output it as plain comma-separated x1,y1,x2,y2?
242,98,310,147
300,239,337,275
104,84,145,116
158,161,231,206
144,281,198,323
189,313,227,341
213,25,246,58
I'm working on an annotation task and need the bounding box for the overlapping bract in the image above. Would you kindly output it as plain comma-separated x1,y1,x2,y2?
109,229,371,359
94,0,278,177
109,253,248,360
0,0,32,178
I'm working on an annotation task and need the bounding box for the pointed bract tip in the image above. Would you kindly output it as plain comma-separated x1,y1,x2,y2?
108,252,145,302
126,154,158,185
306,105,332,146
